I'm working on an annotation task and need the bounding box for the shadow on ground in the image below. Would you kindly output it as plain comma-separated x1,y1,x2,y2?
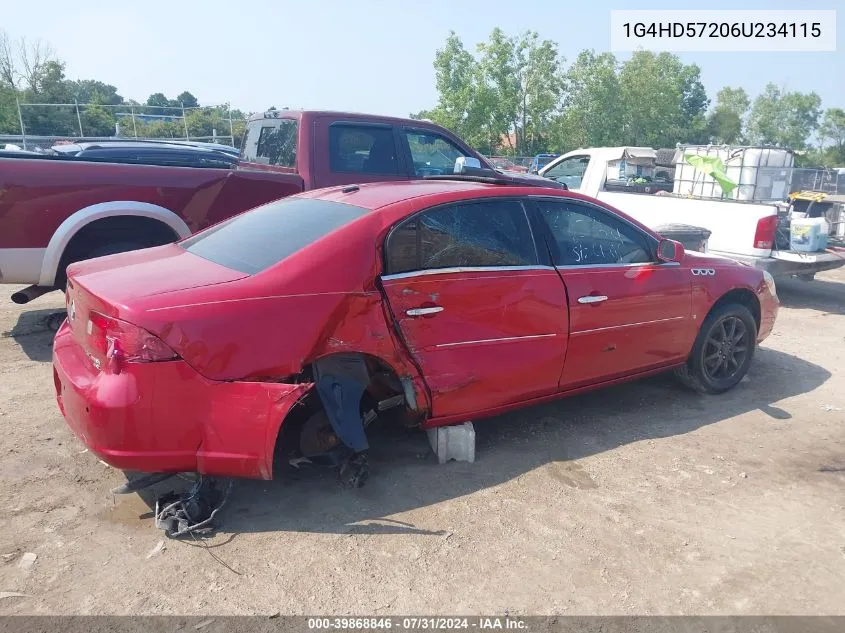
777,276,845,316
2,308,66,362
8,299,832,536
214,346,830,536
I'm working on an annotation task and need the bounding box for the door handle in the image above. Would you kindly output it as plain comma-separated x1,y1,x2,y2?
578,295,608,304
406,306,444,317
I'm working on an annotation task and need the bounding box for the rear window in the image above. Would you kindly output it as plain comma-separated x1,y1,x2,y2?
251,120,298,167
329,124,400,174
181,198,367,274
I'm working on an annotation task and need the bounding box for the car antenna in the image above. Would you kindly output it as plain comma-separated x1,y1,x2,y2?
341,185,360,193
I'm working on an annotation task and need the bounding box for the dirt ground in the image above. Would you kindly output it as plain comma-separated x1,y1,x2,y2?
0,270,843,616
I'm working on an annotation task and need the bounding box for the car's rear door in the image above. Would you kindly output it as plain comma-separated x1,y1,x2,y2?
311,118,411,188
530,197,694,388
379,198,569,419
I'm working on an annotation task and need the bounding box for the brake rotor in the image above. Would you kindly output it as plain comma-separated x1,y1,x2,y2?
299,411,341,457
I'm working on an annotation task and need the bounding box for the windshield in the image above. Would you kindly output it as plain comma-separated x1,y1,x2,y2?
181,197,368,274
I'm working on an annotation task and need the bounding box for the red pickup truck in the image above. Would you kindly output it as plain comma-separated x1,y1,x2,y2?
1,110,552,304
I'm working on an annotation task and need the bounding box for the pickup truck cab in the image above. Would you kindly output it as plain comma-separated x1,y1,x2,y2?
1,111,546,303
540,147,845,279
239,110,550,187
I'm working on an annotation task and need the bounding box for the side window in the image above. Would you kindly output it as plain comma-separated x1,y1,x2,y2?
543,156,589,189
405,131,466,177
329,124,400,174
536,200,653,266
254,120,298,167
385,200,538,274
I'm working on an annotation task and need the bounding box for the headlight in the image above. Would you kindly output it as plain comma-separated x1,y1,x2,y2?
762,271,777,297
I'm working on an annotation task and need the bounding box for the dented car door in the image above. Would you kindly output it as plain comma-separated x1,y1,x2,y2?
379,198,569,419
531,198,693,387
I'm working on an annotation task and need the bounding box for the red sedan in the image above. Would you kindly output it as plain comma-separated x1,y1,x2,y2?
53,179,778,488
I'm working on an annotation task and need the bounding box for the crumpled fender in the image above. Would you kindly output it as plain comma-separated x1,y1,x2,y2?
196,380,313,480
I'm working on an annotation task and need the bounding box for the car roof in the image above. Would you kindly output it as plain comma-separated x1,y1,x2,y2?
247,109,451,128
296,179,573,211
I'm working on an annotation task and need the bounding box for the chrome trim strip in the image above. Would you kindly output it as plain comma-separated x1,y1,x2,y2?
381,265,557,281
571,316,685,335
435,333,557,348
554,261,681,271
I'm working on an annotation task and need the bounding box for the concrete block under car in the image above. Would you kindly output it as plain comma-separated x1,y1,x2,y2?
426,422,476,464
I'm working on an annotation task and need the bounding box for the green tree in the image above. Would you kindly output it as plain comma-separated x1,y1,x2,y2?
552,50,621,151
746,83,821,149
419,29,564,155
414,32,489,149
175,90,198,108
476,29,564,154
706,87,750,143
618,51,709,147
818,107,845,162
145,92,169,108
70,79,122,105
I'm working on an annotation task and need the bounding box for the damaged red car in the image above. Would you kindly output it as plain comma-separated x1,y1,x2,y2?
53,177,778,500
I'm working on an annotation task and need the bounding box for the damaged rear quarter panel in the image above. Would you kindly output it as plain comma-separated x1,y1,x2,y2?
133,214,430,415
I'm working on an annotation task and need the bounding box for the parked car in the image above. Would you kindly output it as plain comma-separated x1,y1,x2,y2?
1,110,557,304
54,173,778,530
74,144,240,168
489,157,528,173
529,153,559,174
538,147,845,279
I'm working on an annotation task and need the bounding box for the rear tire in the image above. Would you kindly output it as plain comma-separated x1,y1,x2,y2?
676,303,757,394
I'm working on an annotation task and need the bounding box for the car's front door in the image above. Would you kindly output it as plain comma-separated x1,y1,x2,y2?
531,198,694,388
379,198,569,419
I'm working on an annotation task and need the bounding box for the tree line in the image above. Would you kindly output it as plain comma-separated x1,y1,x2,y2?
2,27,843,167
415,29,845,167
0,30,247,144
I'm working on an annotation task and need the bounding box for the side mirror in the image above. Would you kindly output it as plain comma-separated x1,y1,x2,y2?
657,239,685,263
454,156,482,174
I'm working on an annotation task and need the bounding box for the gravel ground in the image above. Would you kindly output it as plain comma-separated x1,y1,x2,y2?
0,270,843,615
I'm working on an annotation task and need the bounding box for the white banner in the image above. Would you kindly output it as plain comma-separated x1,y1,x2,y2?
610,10,837,52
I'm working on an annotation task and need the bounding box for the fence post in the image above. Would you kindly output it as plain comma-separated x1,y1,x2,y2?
228,103,234,148
75,99,84,138
15,97,26,149
130,104,138,138
182,102,190,140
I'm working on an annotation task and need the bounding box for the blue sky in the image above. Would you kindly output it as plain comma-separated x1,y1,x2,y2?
3,0,842,116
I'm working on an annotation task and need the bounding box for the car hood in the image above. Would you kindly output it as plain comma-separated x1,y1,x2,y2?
66,243,248,303
683,250,751,268
495,169,568,188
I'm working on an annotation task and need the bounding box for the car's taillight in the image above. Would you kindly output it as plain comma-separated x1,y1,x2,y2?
87,311,176,372
754,215,778,250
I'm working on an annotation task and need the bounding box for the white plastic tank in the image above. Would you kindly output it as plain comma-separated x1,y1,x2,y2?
790,217,829,252
673,146,794,201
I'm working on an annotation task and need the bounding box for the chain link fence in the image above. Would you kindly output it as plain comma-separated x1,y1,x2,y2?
3,101,243,150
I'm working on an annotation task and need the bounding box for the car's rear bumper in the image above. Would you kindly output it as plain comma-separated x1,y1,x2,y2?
0,248,46,285
52,320,312,480
715,247,845,278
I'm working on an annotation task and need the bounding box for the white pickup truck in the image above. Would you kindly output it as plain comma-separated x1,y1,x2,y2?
539,147,845,279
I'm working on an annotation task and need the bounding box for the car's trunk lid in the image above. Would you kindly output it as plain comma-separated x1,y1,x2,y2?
65,244,247,367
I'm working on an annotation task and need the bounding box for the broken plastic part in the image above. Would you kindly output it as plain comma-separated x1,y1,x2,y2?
154,476,232,538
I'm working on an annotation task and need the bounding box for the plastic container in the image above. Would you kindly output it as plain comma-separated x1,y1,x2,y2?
655,223,712,253
790,217,829,252
673,146,794,201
